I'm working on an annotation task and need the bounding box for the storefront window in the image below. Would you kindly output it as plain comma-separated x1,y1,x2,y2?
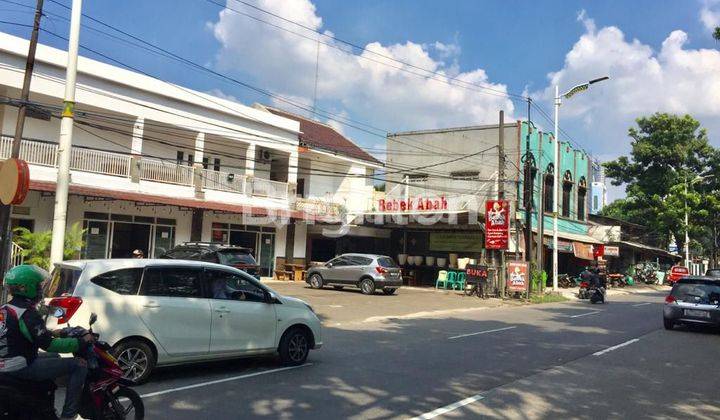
578,177,587,221
83,220,108,259
154,225,175,256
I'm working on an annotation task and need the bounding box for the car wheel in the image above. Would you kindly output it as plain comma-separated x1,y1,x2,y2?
663,317,675,330
359,278,376,295
112,339,156,385
333,286,344,290
309,274,324,289
279,327,310,366
382,288,397,295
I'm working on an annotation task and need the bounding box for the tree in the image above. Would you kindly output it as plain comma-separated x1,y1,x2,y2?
602,113,715,251
715,26,720,41
13,222,87,269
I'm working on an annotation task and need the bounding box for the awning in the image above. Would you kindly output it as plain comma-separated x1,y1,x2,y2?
29,180,322,222
533,228,604,245
612,240,681,260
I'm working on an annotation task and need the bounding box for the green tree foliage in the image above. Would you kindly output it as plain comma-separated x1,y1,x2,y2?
13,222,86,269
602,113,716,251
715,26,720,41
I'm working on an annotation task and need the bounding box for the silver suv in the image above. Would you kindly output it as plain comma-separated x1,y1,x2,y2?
306,254,402,295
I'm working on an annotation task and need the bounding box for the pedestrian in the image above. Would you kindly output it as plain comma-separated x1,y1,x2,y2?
132,249,144,259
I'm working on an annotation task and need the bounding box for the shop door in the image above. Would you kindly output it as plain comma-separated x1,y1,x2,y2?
258,233,274,277
111,223,151,258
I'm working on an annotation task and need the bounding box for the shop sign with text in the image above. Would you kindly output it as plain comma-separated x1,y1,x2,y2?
485,200,510,249
506,261,528,292
378,197,448,212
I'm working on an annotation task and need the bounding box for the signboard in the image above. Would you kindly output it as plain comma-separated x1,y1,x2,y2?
543,237,573,253
429,232,484,252
506,261,528,292
604,246,620,257
573,242,595,261
378,197,448,212
466,264,488,284
593,244,605,259
485,200,510,250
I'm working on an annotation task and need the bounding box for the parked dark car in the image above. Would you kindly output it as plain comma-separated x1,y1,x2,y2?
663,276,720,330
706,268,720,278
161,242,260,278
306,254,402,295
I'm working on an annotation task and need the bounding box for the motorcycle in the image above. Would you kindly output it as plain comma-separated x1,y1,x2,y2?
0,310,144,419
464,280,487,298
578,281,590,299
558,274,575,288
588,285,606,304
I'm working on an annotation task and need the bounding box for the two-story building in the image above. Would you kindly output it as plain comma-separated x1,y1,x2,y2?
0,32,379,275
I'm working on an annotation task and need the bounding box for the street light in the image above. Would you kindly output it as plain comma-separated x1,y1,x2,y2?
684,174,714,269
552,76,609,291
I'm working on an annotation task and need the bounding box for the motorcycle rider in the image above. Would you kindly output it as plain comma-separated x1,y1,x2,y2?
590,266,607,303
0,264,95,420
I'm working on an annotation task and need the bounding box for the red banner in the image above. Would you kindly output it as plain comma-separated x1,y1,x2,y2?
506,261,529,292
593,244,605,259
485,200,510,249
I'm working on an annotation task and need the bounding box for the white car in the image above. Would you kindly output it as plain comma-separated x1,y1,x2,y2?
44,259,322,383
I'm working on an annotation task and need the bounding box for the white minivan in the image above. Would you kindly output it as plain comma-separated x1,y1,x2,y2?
44,259,322,383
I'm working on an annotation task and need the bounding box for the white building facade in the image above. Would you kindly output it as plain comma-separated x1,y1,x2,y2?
0,33,379,275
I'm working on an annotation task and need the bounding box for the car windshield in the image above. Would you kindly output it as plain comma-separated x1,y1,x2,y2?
672,281,720,305
377,257,398,268
706,269,720,278
218,250,257,265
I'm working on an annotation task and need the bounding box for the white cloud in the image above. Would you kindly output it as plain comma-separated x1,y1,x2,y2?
700,0,720,31
209,0,514,132
533,10,720,160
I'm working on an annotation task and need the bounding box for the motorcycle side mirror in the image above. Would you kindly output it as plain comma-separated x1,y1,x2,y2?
89,313,97,326
52,307,66,320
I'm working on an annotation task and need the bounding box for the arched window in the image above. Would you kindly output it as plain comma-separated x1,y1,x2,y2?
523,153,538,209
543,163,554,213
562,170,573,218
578,177,587,221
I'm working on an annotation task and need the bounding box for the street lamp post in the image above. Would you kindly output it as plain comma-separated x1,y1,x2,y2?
552,76,609,291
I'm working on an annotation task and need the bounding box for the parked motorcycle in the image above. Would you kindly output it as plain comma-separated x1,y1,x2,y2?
558,274,575,288
464,280,487,298
0,310,144,419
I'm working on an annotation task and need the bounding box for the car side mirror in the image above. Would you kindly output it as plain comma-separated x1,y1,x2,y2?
89,313,97,326
265,291,280,304
326,262,333,268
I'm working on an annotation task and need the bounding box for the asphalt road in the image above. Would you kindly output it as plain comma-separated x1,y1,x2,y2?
123,286,720,419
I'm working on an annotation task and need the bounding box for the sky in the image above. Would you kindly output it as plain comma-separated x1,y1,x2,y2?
2,0,720,201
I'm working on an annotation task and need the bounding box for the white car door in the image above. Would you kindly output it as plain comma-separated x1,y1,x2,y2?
134,266,211,356
205,268,277,354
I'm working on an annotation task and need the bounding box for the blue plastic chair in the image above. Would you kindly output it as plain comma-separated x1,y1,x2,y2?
455,272,467,290
446,271,459,289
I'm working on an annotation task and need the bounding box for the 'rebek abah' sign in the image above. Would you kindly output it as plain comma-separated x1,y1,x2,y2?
485,200,510,249
506,261,529,292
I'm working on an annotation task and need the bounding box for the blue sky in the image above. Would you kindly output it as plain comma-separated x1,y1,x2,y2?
2,0,720,200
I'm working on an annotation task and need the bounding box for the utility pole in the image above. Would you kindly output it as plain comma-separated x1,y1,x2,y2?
498,110,506,298
49,0,82,267
0,0,44,287
524,99,533,296
552,86,560,291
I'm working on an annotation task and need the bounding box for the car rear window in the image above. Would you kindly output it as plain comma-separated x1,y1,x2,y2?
672,281,720,305
218,250,256,266
163,248,203,259
706,269,720,278
377,257,398,268
45,267,82,297
91,268,143,295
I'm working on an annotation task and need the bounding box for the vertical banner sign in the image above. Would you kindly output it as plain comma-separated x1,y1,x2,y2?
485,200,510,249
593,244,605,259
506,261,528,292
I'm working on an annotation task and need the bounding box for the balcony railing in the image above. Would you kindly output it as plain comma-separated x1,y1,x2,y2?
1,135,57,167
295,197,344,216
249,177,289,200
70,147,131,177
140,158,194,186
10,242,24,268
202,169,247,194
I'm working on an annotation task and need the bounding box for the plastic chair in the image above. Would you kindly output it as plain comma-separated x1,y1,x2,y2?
435,270,449,289
455,272,467,290
446,271,459,289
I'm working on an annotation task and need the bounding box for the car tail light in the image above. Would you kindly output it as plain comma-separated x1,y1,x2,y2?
375,267,388,275
48,296,83,324
580,281,589,288
665,295,676,304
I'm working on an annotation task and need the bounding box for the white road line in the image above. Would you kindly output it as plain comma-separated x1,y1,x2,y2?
410,394,485,420
569,311,600,318
140,363,312,398
448,326,517,340
632,302,652,307
593,339,640,356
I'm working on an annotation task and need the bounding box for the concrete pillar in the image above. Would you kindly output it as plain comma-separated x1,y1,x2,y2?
293,222,307,260
194,132,205,165
193,133,205,197
287,148,299,184
284,223,295,262
245,143,256,176
130,117,143,183
190,209,203,242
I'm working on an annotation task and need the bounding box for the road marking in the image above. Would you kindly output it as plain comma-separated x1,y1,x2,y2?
448,326,516,340
632,302,652,307
593,339,640,356
363,306,490,323
569,311,600,318
410,394,485,419
328,305,343,308
140,363,312,398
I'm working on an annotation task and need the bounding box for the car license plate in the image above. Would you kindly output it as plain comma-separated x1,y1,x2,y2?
390,272,398,277
684,309,710,318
